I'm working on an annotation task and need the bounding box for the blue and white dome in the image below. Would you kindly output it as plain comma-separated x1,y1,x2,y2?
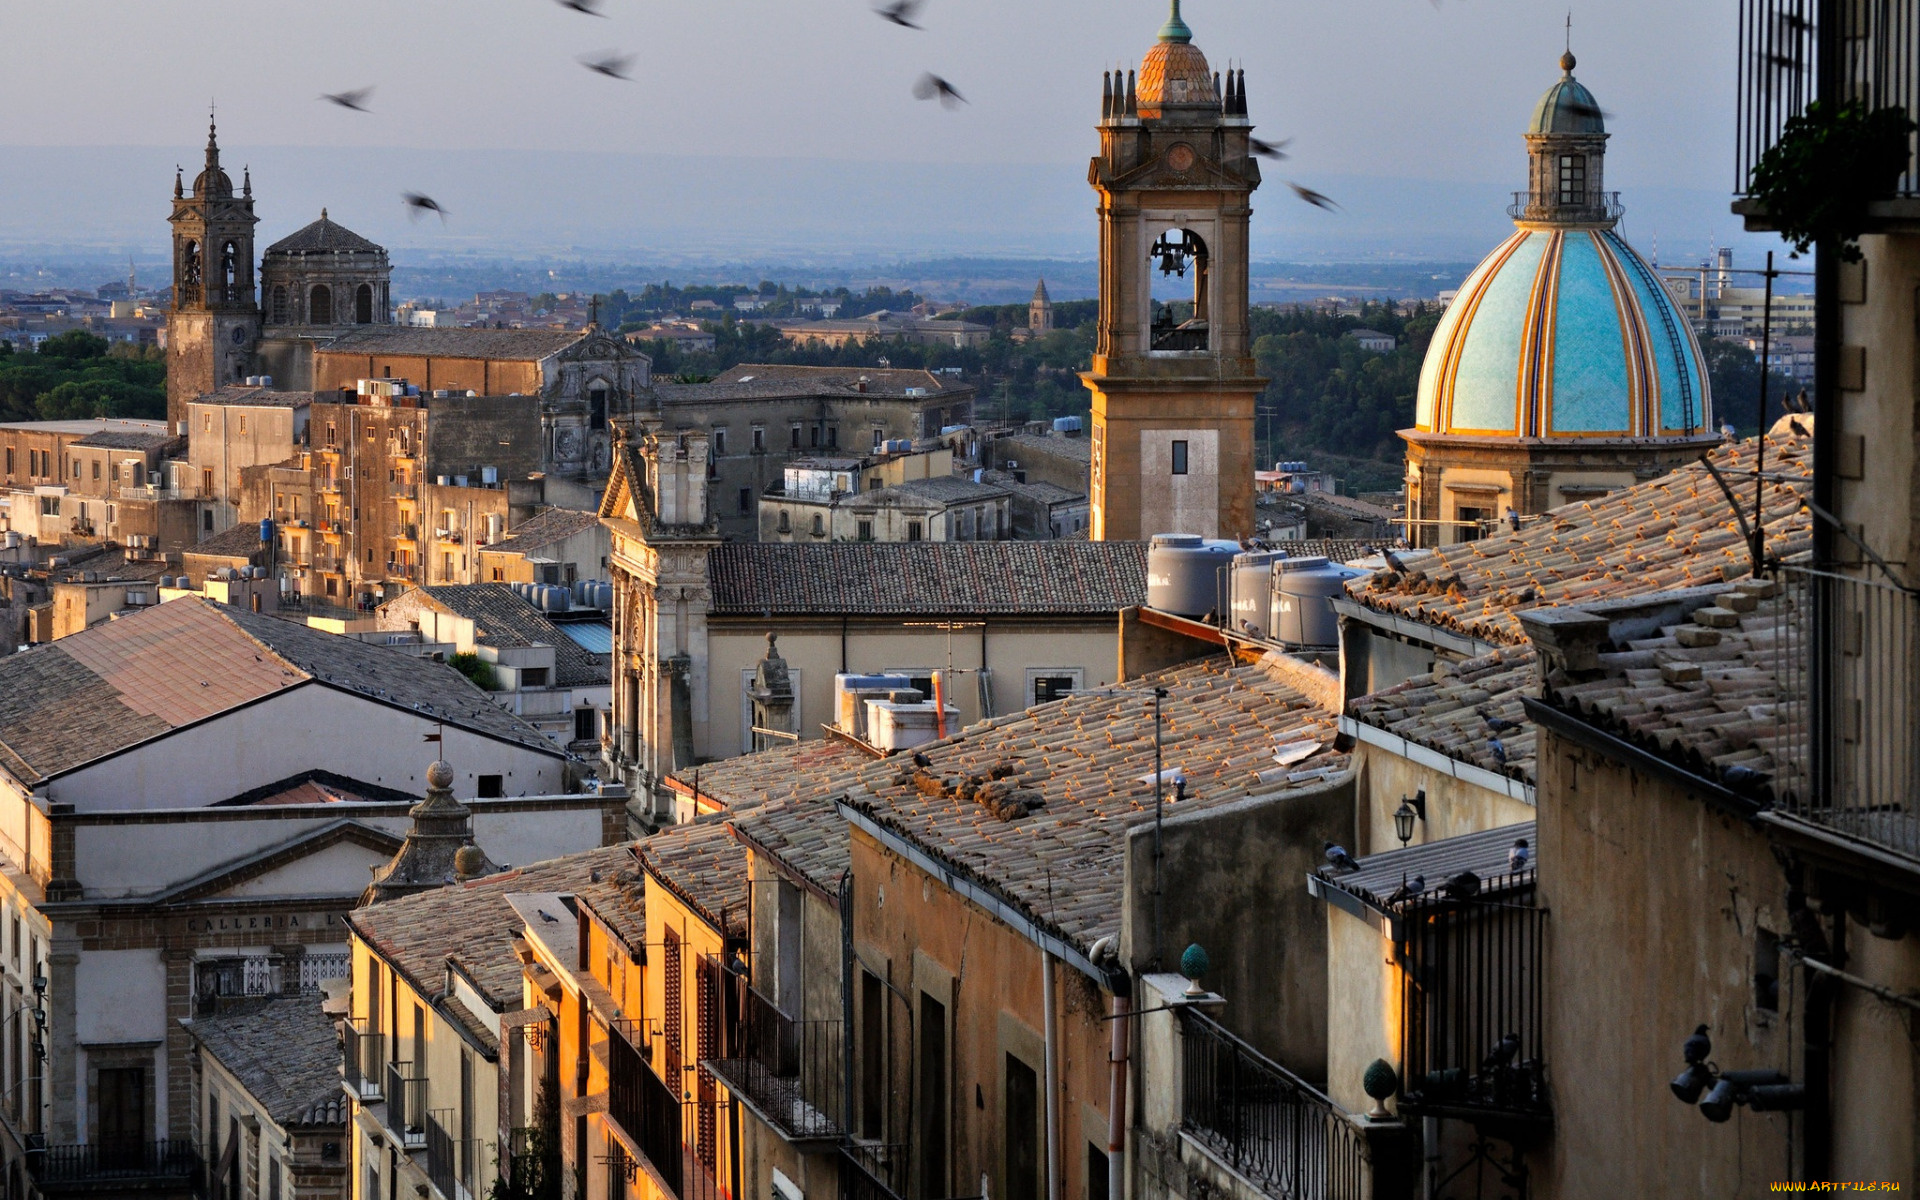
1415,54,1711,442
1415,226,1712,439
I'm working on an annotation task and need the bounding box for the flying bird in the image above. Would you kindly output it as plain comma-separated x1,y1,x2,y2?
403,192,448,223
579,52,635,81
1248,137,1291,161
1480,1032,1522,1071
553,0,605,13
913,73,967,109
319,88,374,113
1508,837,1530,873
1288,183,1341,211
1323,841,1360,874
1683,1024,1712,1065
875,0,924,28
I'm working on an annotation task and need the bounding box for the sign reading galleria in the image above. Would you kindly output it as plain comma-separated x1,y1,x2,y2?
182,911,345,933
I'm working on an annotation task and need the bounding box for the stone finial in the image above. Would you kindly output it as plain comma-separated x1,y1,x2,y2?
427,759,454,790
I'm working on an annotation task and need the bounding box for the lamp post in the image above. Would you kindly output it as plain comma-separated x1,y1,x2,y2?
1393,791,1426,847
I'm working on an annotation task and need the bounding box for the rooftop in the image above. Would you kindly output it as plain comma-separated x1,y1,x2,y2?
1345,644,1540,784
320,327,584,361
707,540,1146,617
492,506,603,554
70,427,179,450
264,213,386,257
849,475,1011,508
638,819,753,937
1316,821,1537,913
0,597,557,787
1347,427,1813,647
182,996,348,1128
713,363,960,392
190,385,318,408
995,431,1092,465
187,523,270,559
0,418,168,437
410,585,607,687
656,364,972,405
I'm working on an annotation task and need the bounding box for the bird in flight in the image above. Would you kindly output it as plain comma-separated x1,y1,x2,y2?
579,51,635,81
1289,183,1340,211
1248,136,1290,161
320,88,374,113
402,192,449,223
875,0,924,28
913,73,967,109
554,0,605,13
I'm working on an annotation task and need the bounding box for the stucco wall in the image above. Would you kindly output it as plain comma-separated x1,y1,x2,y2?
1350,740,1532,857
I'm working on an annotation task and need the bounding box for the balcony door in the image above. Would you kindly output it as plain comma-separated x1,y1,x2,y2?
96,1065,146,1163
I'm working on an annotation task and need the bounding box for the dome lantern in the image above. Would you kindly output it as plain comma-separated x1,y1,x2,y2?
1516,50,1614,225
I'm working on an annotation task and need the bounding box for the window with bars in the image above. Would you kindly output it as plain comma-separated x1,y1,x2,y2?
1558,154,1586,205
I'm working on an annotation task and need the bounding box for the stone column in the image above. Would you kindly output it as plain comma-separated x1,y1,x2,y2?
44,941,77,1143
163,946,196,1139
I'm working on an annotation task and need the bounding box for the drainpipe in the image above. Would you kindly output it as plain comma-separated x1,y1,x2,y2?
1042,950,1060,1200
1106,990,1128,1200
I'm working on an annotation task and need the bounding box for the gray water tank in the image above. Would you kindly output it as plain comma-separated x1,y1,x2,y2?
1147,534,1238,618
1228,550,1286,638
1271,557,1359,646
547,585,570,613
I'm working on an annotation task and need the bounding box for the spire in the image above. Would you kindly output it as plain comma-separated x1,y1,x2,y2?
243,165,251,198
1103,70,1113,119
1125,69,1138,117
205,104,220,173
174,166,183,198
1158,0,1192,44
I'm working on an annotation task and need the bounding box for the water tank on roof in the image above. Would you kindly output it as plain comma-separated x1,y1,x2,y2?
1052,416,1082,434
481,466,499,486
1271,557,1360,647
1147,534,1237,619
259,518,273,544
1229,550,1286,638
597,582,614,608
548,585,571,613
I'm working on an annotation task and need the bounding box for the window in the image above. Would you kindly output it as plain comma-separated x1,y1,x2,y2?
491,567,504,582
859,971,884,1139
477,775,504,798
356,283,375,325
237,415,247,435
90,460,99,481
271,286,288,324
1031,674,1079,705
738,487,752,515
858,520,874,542
203,510,214,532
589,386,608,431
777,511,791,534
203,413,213,432
574,708,596,742
8,915,17,966
71,459,79,479
521,667,549,687
752,427,765,452
810,514,824,537
919,994,948,1200
4,448,11,476
827,426,838,449
1558,153,1586,205
96,1065,146,1145
873,428,885,449
790,426,802,450
907,521,923,542
712,429,727,456
310,284,333,325
1755,928,1781,1011
809,425,820,449
1170,440,1189,475
1004,1054,1039,1200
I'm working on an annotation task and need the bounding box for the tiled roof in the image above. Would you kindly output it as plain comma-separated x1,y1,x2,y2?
1346,644,1541,783
1545,577,1805,800
849,476,1010,508
189,523,270,558
842,654,1346,954
1317,822,1537,911
321,327,583,361
191,386,317,408
638,819,752,937
183,996,349,1127
348,844,640,1011
0,418,168,436
1347,429,1813,646
713,364,961,393
708,541,1146,616
995,432,1092,465
0,598,557,786
1273,540,1376,565
674,740,869,893
981,471,1083,505
265,215,385,256
413,585,607,687
1296,491,1399,521
71,428,178,450
731,795,857,896
494,507,602,554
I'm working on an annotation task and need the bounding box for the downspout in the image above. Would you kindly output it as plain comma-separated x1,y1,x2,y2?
1042,950,1060,1200
1106,990,1128,1200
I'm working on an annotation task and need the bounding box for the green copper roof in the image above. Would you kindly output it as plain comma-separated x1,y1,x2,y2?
1158,0,1192,44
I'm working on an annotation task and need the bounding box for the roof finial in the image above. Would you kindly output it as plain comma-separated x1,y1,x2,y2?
1158,0,1192,44
321,207,328,220
243,165,251,197
1561,13,1576,73
205,101,221,169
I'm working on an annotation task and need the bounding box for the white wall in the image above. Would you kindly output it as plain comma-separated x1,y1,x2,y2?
51,682,566,811
75,948,166,1043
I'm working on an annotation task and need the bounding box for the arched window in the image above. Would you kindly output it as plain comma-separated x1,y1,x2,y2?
355,283,374,324
810,514,825,537
777,511,791,534
221,242,239,301
310,285,333,325
270,286,289,324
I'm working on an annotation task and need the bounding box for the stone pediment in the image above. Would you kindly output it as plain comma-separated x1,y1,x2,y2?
148,819,404,905
1106,147,1253,193
557,331,634,363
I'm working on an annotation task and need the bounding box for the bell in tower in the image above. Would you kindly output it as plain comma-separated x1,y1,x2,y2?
1081,0,1264,541
166,112,261,433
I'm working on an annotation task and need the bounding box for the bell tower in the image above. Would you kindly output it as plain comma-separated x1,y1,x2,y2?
167,114,260,433
1082,0,1263,541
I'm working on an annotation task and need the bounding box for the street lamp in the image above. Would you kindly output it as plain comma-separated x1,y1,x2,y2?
1393,790,1427,847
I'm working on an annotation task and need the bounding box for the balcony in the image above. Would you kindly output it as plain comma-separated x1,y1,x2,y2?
1735,0,1920,209
395,523,419,543
385,1061,428,1149
386,563,422,584
426,1110,483,1200
839,1144,908,1200
390,479,416,499
27,1139,203,1193
435,529,464,545
608,1027,719,1200
1398,880,1550,1124
705,985,842,1145
1505,189,1624,223
343,1021,384,1100
1767,563,1920,858
1180,1010,1367,1199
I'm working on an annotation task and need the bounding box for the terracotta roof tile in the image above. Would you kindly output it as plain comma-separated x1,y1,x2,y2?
708,541,1146,616
183,996,347,1127
1346,645,1540,783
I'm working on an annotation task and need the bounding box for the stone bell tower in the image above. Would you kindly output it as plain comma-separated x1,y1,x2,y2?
167,114,261,433
1082,0,1263,541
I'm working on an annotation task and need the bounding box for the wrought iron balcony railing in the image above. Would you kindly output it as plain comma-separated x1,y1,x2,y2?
1180,1009,1366,1199
706,984,843,1142
425,1110,484,1200
1506,190,1624,223
1736,0,1920,199
343,1021,384,1100
839,1144,909,1200
27,1139,202,1187
385,1061,428,1148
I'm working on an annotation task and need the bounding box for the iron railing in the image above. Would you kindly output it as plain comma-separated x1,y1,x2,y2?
386,1061,428,1147
1399,877,1549,1120
1737,0,1920,198
708,985,843,1141
1770,564,1920,855
1180,1010,1365,1200
606,1028,722,1200
1505,190,1625,223
27,1139,202,1185
839,1144,909,1200
343,1021,384,1100
426,1110,484,1200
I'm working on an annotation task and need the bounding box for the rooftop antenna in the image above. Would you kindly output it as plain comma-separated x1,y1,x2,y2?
1565,11,1572,55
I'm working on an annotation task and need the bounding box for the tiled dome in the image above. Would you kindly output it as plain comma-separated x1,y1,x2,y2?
1137,0,1218,116
1416,227,1712,439
1530,54,1606,134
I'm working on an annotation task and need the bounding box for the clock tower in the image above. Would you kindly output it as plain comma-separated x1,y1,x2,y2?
1083,0,1263,541
167,115,260,433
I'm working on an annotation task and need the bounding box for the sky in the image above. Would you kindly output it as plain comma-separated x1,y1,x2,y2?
0,0,1783,274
